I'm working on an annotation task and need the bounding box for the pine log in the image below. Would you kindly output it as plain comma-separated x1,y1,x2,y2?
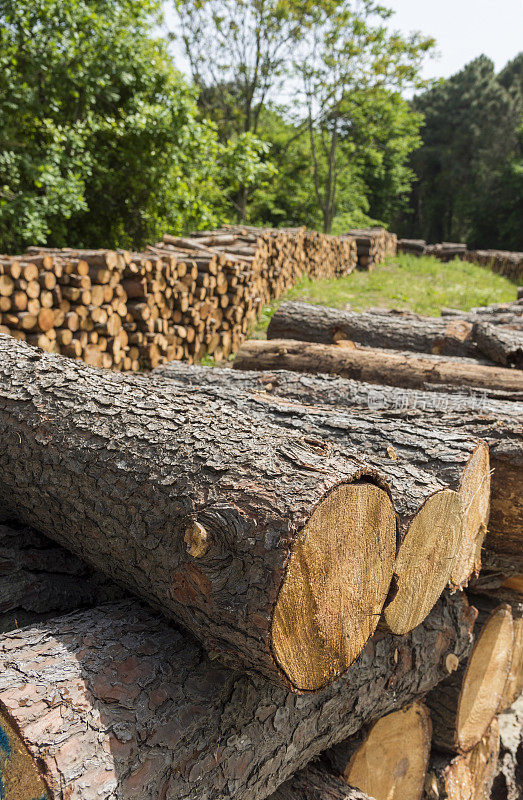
472,322,523,369
423,719,500,800
426,604,514,753
0,521,126,634
171,361,521,565
0,334,398,691
326,701,431,800
153,364,496,594
267,302,479,358
271,766,374,800
0,591,475,800
233,339,523,396
491,695,523,800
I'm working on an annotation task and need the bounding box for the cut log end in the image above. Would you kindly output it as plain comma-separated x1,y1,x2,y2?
271,482,396,691
342,701,432,800
0,708,50,800
383,489,463,635
451,443,491,588
457,605,513,752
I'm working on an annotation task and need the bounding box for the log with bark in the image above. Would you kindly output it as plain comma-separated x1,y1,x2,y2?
233,339,523,397
326,701,432,800
491,695,523,800
267,302,480,359
0,591,475,800
0,521,126,634
426,604,514,754
472,322,523,369
271,766,374,800
0,334,399,691
423,719,500,800
154,363,523,580
151,366,492,627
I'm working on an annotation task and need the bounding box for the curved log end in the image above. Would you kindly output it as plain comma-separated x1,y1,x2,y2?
383,489,463,635
457,605,513,752
0,709,50,800
343,701,431,800
271,483,396,691
499,611,523,711
451,443,490,588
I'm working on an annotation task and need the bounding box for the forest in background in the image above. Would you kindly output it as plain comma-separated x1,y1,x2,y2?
0,0,521,252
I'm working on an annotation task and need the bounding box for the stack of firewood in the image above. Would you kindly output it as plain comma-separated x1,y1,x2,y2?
397,239,523,283
344,228,397,269
0,330,520,800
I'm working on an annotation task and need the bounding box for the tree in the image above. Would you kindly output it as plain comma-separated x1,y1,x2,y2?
0,0,269,251
293,1,433,232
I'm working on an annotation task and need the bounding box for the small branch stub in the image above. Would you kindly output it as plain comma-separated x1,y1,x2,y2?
184,521,211,558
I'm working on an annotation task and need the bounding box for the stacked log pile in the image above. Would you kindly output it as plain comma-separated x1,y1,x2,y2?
344,228,397,269
0,331,520,799
397,239,523,283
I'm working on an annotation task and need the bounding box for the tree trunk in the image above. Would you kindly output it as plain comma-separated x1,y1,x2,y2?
152,363,493,596
0,591,475,800
472,322,523,369
326,701,431,800
267,302,480,359
233,339,523,396
491,696,523,800
153,363,523,578
425,604,514,754
424,719,500,800
0,334,399,691
0,521,126,634
271,766,374,800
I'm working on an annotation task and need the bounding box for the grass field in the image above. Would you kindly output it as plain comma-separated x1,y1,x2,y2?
252,254,518,338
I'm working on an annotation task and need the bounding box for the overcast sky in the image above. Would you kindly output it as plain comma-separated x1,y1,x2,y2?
384,0,522,80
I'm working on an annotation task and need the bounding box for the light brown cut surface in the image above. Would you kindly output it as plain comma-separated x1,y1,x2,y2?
343,701,431,800
463,718,500,800
452,443,491,588
457,606,513,752
425,758,473,800
271,483,396,691
383,489,463,634
0,708,50,800
500,614,523,710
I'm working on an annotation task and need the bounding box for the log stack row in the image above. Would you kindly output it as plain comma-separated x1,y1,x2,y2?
344,228,397,270
0,227,360,370
397,239,523,283
0,330,520,800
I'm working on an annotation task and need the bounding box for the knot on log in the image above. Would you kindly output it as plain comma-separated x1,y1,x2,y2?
184,521,211,558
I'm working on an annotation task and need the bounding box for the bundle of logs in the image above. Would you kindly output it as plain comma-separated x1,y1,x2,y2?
0,227,360,371
344,228,397,270
397,239,523,283
0,330,521,800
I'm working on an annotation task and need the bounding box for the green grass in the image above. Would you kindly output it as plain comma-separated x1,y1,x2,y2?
252,254,518,338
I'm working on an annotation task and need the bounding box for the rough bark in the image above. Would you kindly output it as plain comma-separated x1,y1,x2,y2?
153,363,497,594
0,521,126,634
423,720,500,800
0,592,475,800
325,701,431,800
233,339,523,396
267,302,480,358
426,605,514,754
0,334,398,691
472,323,523,369
157,363,522,563
491,695,523,800
271,766,375,800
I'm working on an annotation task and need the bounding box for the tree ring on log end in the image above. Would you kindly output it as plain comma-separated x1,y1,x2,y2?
271,482,396,691
456,605,513,752
0,708,50,800
383,489,463,635
343,701,432,800
451,443,490,588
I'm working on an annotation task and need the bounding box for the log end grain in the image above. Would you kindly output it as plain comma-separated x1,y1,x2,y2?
0,709,50,800
451,443,491,589
271,483,397,691
341,701,432,800
383,489,463,635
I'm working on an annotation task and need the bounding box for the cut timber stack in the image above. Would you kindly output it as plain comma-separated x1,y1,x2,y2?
343,228,397,270
397,238,523,283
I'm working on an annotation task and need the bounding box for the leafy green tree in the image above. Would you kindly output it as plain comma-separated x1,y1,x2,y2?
0,0,269,250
